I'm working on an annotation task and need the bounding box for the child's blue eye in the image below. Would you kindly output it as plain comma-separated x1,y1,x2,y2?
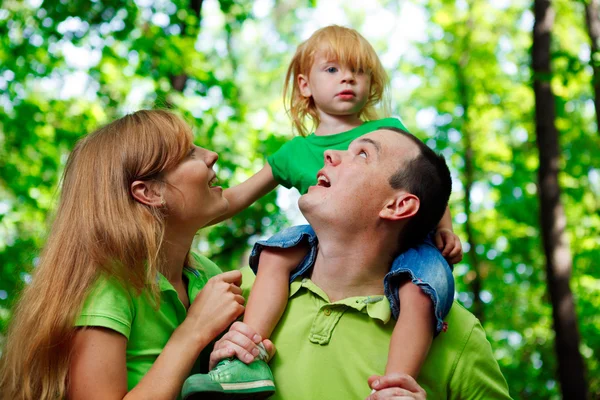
326,67,338,73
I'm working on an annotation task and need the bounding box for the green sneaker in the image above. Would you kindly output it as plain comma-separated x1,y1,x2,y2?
182,358,275,400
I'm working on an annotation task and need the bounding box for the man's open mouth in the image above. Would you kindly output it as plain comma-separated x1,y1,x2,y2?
317,172,330,188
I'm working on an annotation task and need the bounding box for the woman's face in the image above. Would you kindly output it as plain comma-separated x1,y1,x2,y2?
161,145,229,228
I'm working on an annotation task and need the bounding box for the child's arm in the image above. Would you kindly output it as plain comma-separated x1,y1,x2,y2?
435,205,463,264
206,164,278,226
385,281,434,378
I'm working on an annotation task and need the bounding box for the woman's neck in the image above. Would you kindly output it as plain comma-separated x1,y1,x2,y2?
314,113,363,136
161,226,195,283
160,237,193,309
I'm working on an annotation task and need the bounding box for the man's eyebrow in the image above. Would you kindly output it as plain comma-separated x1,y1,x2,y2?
357,138,381,157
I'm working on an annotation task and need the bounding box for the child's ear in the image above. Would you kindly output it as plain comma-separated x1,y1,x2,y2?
131,180,163,207
379,193,419,221
298,74,312,97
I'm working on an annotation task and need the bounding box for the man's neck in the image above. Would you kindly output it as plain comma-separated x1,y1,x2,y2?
314,112,363,136
308,228,394,302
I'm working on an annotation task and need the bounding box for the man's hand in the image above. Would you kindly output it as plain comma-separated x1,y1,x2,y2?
434,228,463,264
208,321,276,370
366,373,426,399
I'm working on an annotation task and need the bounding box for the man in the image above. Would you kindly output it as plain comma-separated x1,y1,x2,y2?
187,128,511,399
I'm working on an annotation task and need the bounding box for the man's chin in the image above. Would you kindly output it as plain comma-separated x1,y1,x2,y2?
298,193,309,214
297,193,318,219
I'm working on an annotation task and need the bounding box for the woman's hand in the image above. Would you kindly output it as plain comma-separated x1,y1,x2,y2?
209,321,276,370
366,373,427,400
184,270,246,346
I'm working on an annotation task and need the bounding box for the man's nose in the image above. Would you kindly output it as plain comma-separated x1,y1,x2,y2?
324,149,341,166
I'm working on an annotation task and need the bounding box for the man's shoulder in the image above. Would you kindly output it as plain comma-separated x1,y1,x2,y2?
442,301,481,344
447,301,478,325
427,301,482,362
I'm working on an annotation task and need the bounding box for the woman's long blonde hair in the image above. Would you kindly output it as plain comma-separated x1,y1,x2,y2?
0,110,194,400
283,25,391,136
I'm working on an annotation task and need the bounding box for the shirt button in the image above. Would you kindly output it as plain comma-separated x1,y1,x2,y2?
323,308,332,316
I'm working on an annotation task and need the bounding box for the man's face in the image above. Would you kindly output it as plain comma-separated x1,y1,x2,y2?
298,129,420,227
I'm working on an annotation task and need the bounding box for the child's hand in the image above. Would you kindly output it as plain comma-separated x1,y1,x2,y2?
434,228,463,264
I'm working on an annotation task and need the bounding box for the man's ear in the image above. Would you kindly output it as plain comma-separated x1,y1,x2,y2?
379,193,419,221
131,180,163,207
298,74,312,97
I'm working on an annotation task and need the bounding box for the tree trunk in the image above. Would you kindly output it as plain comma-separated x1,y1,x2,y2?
456,0,484,322
585,0,600,133
532,1,588,398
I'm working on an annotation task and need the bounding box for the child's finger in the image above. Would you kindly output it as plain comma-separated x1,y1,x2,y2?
442,237,455,256
434,232,444,250
448,246,462,259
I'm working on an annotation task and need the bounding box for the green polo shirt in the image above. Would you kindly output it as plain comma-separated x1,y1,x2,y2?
268,118,408,194
75,254,222,390
240,267,511,400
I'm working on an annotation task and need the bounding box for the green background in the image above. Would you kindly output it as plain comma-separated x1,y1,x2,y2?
0,0,598,398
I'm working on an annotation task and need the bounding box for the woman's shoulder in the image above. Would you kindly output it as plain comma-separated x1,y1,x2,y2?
76,274,136,337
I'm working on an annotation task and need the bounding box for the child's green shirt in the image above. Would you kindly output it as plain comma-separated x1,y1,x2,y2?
268,118,408,194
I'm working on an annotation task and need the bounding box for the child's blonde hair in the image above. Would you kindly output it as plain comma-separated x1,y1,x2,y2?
284,25,391,136
0,110,194,400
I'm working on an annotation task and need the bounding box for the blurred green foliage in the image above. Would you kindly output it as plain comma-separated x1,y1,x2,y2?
0,0,598,398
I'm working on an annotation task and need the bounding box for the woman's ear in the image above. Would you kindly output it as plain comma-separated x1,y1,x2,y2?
131,180,163,207
298,74,312,98
379,193,420,221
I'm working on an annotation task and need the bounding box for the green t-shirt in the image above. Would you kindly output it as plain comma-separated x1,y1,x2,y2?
268,118,408,194
240,266,512,400
75,254,222,391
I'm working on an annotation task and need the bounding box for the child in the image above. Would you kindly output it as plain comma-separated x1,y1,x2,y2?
184,26,462,398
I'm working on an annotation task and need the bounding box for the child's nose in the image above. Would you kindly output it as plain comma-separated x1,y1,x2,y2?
340,69,355,83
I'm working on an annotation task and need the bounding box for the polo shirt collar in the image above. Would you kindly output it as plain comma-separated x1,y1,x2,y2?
290,277,391,323
157,266,203,298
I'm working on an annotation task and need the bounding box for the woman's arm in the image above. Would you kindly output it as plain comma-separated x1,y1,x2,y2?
206,164,278,226
68,270,245,400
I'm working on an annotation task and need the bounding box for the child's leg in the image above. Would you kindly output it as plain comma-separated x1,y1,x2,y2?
385,281,434,377
243,246,307,339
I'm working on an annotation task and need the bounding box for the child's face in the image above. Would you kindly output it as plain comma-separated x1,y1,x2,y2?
298,51,371,119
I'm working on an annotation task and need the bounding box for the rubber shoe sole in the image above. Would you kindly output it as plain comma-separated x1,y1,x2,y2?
182,375,275,400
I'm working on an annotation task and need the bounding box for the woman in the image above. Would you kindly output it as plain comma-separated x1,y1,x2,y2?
0,110,246,399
